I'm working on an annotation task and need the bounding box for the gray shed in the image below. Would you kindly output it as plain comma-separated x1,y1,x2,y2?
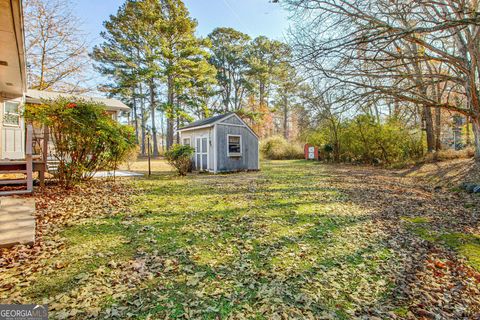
177,113,259,173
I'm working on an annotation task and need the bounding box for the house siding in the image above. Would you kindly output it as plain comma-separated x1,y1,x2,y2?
221,115,245,126
216,124,259,172
0,95,25,160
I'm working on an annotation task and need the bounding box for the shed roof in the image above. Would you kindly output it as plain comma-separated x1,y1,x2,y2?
25,89,131,112
178,113,234,130
178,112,259,139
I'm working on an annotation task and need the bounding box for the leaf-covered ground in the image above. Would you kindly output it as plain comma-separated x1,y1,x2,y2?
0,160,479,319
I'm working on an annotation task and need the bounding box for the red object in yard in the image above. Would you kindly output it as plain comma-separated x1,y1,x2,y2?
304,144,319,160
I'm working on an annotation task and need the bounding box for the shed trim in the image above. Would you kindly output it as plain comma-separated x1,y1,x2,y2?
258,139,260,170
177,123,214,132
219,114,259,139
213,124,218,173
227,134,242,157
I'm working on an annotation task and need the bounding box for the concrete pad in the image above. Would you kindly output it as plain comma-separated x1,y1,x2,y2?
93,170,144,178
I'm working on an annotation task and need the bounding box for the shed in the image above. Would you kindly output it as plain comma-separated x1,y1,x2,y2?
178,113,259,173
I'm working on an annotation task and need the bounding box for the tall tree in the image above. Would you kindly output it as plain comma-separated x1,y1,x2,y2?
158,0,216,148
92,0,148,154
208,28,251,112
135,0,167,156
247,36,290,107
244,36,291,137
273,63,302,140
24,0,90,92
93,0,215,151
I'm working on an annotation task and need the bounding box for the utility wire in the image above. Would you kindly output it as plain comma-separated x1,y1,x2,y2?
221,0,254,35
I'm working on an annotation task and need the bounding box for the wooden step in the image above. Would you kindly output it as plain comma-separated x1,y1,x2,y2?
0,170,27,174
0,189,33,196
0,165,27,171
0,198,35,248
0,218,35,232
0,179,27,185
0,227,35,248
0,215,33,223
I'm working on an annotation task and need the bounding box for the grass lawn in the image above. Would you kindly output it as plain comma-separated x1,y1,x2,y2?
1,160,479,319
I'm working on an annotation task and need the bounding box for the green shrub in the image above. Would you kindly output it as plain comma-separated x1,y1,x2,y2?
25,98,136,187
261,136,304,160
165,144,195,176
305,114,424,165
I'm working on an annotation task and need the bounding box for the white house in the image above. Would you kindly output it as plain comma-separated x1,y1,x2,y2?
0,0,130,194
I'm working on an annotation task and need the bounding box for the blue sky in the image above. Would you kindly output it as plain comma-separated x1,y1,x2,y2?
73,0,291,48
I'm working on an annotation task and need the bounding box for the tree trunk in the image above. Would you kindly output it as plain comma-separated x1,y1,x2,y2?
160,110,165,152
175,101,180,144
149,79,159,157
132,87,139,145
166,75,174,149
176,116,180,144
434,107,442,151
423,106,435,153
259,81,266,106
139,85,147,156
466,116,471,146
283,95,288,140
472,117,480,160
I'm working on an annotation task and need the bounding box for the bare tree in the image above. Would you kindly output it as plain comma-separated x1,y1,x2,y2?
24,0,91,93
286,0,480,158
300,79,353,161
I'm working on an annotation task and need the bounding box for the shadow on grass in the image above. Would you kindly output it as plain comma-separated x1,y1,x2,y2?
24,160,480,318
105,209,377,319
320,164,480,317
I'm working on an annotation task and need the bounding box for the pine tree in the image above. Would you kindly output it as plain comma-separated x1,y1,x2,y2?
93,0,215,152
156,0,216,147
247,36,290,106
92,0,149,153
208,28,251,112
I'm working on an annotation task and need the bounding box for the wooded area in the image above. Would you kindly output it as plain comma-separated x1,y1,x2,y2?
90,1,300,156
23,0,480,164
284,0,480,160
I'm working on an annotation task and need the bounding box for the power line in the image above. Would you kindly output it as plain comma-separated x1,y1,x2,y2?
221,0,253,35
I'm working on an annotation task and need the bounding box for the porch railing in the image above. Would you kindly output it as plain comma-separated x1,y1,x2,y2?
26,124,33,192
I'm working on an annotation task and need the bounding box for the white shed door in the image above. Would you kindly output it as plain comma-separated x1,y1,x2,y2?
2,101,25,160
195,137,208,171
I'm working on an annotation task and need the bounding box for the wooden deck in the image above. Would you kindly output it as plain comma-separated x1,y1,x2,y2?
0,197,35,248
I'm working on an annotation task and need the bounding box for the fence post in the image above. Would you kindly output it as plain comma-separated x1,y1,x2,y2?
147,132,151,177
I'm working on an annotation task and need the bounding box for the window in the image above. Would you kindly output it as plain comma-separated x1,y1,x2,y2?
228,135,242,157
183,138,191,146
3,101,20,126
